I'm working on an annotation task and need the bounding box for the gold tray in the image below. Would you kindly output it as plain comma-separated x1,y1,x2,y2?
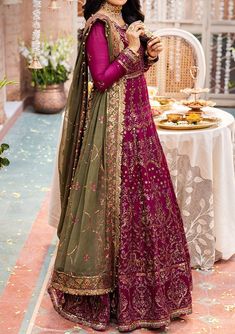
156,117,220,131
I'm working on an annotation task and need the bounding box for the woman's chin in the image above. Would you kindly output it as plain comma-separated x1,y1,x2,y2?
108,0,128,6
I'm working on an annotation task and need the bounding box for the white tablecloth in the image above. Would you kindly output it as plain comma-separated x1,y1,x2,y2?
157,107,235,269
49,108,235,269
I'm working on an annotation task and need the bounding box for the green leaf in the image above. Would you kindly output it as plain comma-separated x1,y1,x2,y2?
2,158,10,166
0,157,10,168
0,77,18,89
1,143,9,151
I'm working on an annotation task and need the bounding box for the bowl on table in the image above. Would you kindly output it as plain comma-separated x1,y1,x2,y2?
166,113,184,123
185,113,203,124
154,96,175,105
151,96,175,114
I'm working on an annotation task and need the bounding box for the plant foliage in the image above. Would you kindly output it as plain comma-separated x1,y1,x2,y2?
0,143,10,169
0,77,18,90
19,36,74,88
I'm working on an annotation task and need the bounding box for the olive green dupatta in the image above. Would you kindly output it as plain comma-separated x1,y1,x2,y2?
49,15,126,296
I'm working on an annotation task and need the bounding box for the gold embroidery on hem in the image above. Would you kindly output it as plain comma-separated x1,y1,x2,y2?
118,307,192,332
49,286,192,331
50,270,113,296
48,287,108,330
171,306,193,318
50,282,113,296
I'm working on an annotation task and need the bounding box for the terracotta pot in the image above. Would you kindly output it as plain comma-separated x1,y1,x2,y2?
34,84,66,114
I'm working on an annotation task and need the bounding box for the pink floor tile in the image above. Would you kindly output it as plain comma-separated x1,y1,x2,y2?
0,196,55,334
2,195,235,334
28,260,235,334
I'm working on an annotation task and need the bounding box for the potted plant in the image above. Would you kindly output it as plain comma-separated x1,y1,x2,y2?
0,77,18,124
19,36,74,114
0,77,14,168
0,143,10,169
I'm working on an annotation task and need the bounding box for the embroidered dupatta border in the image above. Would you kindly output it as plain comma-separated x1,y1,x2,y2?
84,14,126,286
49,14,126,296
106,78,126,285
104,17,126,285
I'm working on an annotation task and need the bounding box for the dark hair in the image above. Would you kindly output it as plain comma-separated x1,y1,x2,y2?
83,0,145,24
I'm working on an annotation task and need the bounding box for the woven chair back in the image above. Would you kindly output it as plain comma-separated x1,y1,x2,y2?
146,28,206,100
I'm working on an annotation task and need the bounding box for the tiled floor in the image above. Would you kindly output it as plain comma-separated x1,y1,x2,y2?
0,107,235,334
0,108,62,294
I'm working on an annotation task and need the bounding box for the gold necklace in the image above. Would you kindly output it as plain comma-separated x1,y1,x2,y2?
101,2,127,28
101,2,123,17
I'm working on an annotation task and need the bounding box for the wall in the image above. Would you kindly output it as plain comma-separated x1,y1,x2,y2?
0,1,6,124
20,0,77,96
3,1,22,100
0,0,78,124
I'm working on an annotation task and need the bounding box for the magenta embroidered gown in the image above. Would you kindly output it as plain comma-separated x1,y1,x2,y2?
49,20,192,331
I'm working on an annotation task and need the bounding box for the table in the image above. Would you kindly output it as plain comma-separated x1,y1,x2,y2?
157,107,235,269
49,108,235,270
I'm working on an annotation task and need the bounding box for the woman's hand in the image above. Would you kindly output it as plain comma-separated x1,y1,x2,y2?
146,37,163,59
126,21,145,54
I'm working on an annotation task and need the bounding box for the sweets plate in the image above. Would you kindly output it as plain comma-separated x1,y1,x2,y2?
156,117,221,131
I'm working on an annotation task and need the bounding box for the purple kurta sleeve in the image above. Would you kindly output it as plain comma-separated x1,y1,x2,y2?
143,54,159,72
86,21,139,92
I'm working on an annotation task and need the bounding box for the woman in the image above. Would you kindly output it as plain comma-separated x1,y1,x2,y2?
48,0,192,331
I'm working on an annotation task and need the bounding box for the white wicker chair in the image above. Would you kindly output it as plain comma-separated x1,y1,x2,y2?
146,28,206,100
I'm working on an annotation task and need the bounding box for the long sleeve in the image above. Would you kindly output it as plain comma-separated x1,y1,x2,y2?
143,53,159,72
86,21,139,92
